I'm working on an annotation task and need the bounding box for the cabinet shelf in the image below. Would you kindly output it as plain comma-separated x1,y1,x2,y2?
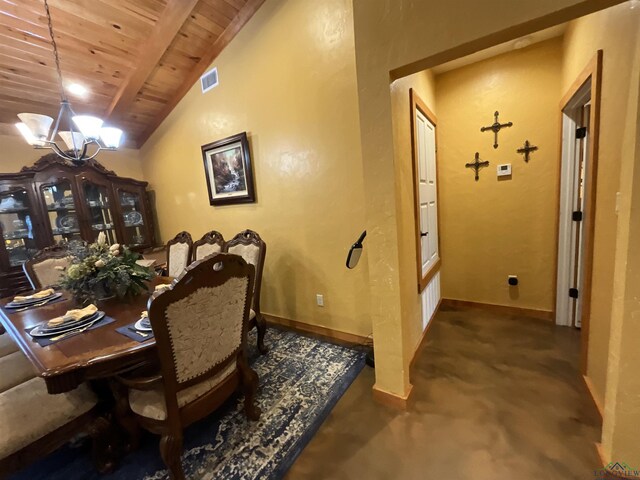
47,205,76,212
0,208,30,214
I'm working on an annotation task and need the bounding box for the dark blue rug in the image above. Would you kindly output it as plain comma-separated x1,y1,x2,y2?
10,329,365,480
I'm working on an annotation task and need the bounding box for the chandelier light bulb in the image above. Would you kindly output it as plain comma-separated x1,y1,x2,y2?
59,131,86,151
72,115,103,140
17,113,53,141
99,127,124,149
16,122,45,146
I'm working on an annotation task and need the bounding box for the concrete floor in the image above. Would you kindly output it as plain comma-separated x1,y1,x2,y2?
286,305,602,480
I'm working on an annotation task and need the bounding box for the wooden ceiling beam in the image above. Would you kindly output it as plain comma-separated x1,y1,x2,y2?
136,0,265,147
105,0,200,121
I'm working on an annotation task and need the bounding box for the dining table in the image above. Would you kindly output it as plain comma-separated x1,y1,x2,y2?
0,287,161,395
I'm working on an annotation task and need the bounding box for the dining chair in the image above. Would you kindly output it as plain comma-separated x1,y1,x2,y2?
0,350,36,393
0,378,101,477
224,229,268,354
192,230,225,262
120,253,260,480
23,245,72,290
165,231,193,278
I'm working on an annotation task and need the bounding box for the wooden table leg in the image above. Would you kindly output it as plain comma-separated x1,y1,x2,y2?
109,378,142,452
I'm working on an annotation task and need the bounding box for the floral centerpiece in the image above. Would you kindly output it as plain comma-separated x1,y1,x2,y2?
60,232,154,305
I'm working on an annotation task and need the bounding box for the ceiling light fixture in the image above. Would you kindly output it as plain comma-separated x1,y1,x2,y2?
15,0,123,163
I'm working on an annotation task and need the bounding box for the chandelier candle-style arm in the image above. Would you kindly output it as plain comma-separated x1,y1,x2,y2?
14,0,124,162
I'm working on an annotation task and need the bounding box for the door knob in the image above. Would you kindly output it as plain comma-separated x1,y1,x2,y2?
420,231,428,237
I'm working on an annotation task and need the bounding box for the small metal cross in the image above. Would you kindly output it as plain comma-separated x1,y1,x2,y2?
480,111,513,149
517,140,538,162
465,152,489,181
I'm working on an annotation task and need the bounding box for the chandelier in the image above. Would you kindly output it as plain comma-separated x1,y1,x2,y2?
15,0,123,162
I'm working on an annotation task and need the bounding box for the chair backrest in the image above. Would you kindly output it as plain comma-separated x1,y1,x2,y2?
148,254,254,413
166,231,193,278
192,230,225,262
224,230,266,312
23,246,72,290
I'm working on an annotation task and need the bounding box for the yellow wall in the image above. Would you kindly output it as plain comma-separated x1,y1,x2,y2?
0,134,144,179
559,3,640,465
139,0,371,337
436,38,562,312
352,0,622,397
389,70,437,365
561,3,640,415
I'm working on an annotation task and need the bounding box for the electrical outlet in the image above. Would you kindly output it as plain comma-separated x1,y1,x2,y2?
508,275,518,286
316,294,324,307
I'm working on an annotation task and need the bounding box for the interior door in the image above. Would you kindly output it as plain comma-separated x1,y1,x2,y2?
412,94,440,292
568,103,591,328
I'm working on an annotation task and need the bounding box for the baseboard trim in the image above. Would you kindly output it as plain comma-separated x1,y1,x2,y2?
372,384,413,410
440,298,554,321
264,314,368,347
583,375,604,422
409,298,441,375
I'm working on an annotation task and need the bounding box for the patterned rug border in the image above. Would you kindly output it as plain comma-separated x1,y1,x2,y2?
270,330,366,478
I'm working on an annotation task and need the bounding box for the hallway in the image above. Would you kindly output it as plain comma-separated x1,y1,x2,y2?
287,306,602,480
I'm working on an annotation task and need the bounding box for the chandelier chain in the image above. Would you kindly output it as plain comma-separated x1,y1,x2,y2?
43,0,67,102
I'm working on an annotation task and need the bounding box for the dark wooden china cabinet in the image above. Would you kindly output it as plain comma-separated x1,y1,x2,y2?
0,153,155,297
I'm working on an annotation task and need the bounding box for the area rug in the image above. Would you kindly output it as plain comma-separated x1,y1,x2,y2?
10,329,365,480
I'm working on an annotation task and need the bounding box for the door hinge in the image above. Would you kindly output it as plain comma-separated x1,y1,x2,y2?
572,211,583,222
569,288,579,299
576,127,587,139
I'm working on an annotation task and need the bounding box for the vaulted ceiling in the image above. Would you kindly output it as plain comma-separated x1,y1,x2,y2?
0,0,264,147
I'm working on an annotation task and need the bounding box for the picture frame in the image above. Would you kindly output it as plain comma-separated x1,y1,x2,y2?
201,132,256,206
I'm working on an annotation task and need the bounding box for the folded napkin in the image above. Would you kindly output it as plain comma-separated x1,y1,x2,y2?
48,304,98,327
154,284,171,293
14,288,55,303
141,310,148,318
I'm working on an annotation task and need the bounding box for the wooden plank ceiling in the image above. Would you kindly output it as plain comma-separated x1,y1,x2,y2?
0,0,264,147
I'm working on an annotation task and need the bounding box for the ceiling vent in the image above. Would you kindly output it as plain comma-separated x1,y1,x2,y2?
200,67,219,94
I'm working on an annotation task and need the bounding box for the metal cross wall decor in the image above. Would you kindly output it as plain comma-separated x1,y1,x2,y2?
480,111,513,149
517,140,538,162
466,152,489,181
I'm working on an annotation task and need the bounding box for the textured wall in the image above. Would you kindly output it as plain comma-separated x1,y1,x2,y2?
139,0,371,337
389,70,438,367
436,38,562,312
0,134,144,179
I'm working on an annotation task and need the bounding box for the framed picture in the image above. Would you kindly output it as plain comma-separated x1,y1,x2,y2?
201,132,256,206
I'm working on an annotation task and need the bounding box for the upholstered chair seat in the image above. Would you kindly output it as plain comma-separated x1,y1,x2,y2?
0,351,36,393
129,363,236,421
0,378,97,461
0,334,18,357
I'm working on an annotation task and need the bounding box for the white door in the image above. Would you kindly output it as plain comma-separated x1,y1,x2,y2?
416,109,439,280
568,103,590,328
556,79,591,328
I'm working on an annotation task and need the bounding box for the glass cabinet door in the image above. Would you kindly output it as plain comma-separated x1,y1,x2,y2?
82,180,117,244
41,180,83,243
0,188,38,267
117,189,147,247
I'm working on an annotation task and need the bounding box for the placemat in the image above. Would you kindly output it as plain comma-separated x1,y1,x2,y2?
27,316,116,347
5,295,67,314
116,322,154,342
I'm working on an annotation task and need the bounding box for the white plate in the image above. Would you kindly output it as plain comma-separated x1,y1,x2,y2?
134,318,152,332
30,311,105,337
5,292,62,309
